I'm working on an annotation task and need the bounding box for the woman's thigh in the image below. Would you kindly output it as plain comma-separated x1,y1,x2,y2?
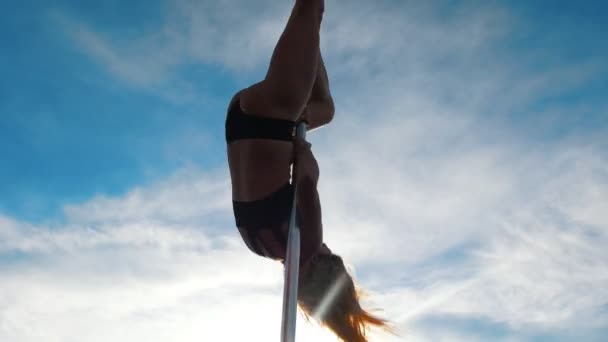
238,81,305,122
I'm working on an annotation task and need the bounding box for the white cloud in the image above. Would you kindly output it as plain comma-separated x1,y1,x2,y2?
62,166,231,225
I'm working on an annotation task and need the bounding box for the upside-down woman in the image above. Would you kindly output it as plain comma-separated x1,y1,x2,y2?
225,1,391,341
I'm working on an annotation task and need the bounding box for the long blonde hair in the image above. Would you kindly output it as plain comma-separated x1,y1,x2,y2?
297,254,394,341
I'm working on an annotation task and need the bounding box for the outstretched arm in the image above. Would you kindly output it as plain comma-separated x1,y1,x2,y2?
301,51,335,130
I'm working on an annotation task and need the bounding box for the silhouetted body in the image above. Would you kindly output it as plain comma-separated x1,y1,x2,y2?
225,1,392,341
226,0,333,267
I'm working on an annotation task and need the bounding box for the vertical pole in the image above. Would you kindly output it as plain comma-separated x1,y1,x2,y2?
280,122,307,342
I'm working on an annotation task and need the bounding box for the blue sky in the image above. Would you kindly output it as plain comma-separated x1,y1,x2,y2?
1,0,606,221
1,0,237,221
1,0,607,341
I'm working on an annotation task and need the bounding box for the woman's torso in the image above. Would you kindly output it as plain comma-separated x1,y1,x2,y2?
226,93,299,260
227,139,293,201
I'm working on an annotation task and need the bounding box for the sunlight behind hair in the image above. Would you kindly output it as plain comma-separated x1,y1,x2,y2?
312,272,348,321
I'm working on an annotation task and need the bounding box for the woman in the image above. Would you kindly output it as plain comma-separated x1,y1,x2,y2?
226,1,391,341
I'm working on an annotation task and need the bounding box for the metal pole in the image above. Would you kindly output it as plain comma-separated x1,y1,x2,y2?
280,122,307,342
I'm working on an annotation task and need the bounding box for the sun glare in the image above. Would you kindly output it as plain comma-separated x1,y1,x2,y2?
312,272,348,321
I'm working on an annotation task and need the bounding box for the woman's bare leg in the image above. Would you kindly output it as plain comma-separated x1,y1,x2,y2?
240,0,324,121
301,51,335,130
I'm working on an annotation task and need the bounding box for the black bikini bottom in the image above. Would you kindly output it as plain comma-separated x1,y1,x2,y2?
232,183,295,257
232,183,294,230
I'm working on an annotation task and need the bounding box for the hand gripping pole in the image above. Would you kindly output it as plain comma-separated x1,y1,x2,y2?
280,121,308,342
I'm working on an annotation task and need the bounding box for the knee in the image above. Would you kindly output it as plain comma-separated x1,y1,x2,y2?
323,103,335,125
312,99,334,125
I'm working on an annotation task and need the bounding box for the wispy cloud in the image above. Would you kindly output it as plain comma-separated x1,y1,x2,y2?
54,10,179,86
53,0,292,101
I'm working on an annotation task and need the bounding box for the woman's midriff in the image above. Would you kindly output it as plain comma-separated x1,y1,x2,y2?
227,138,294,202
228,139,322,263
